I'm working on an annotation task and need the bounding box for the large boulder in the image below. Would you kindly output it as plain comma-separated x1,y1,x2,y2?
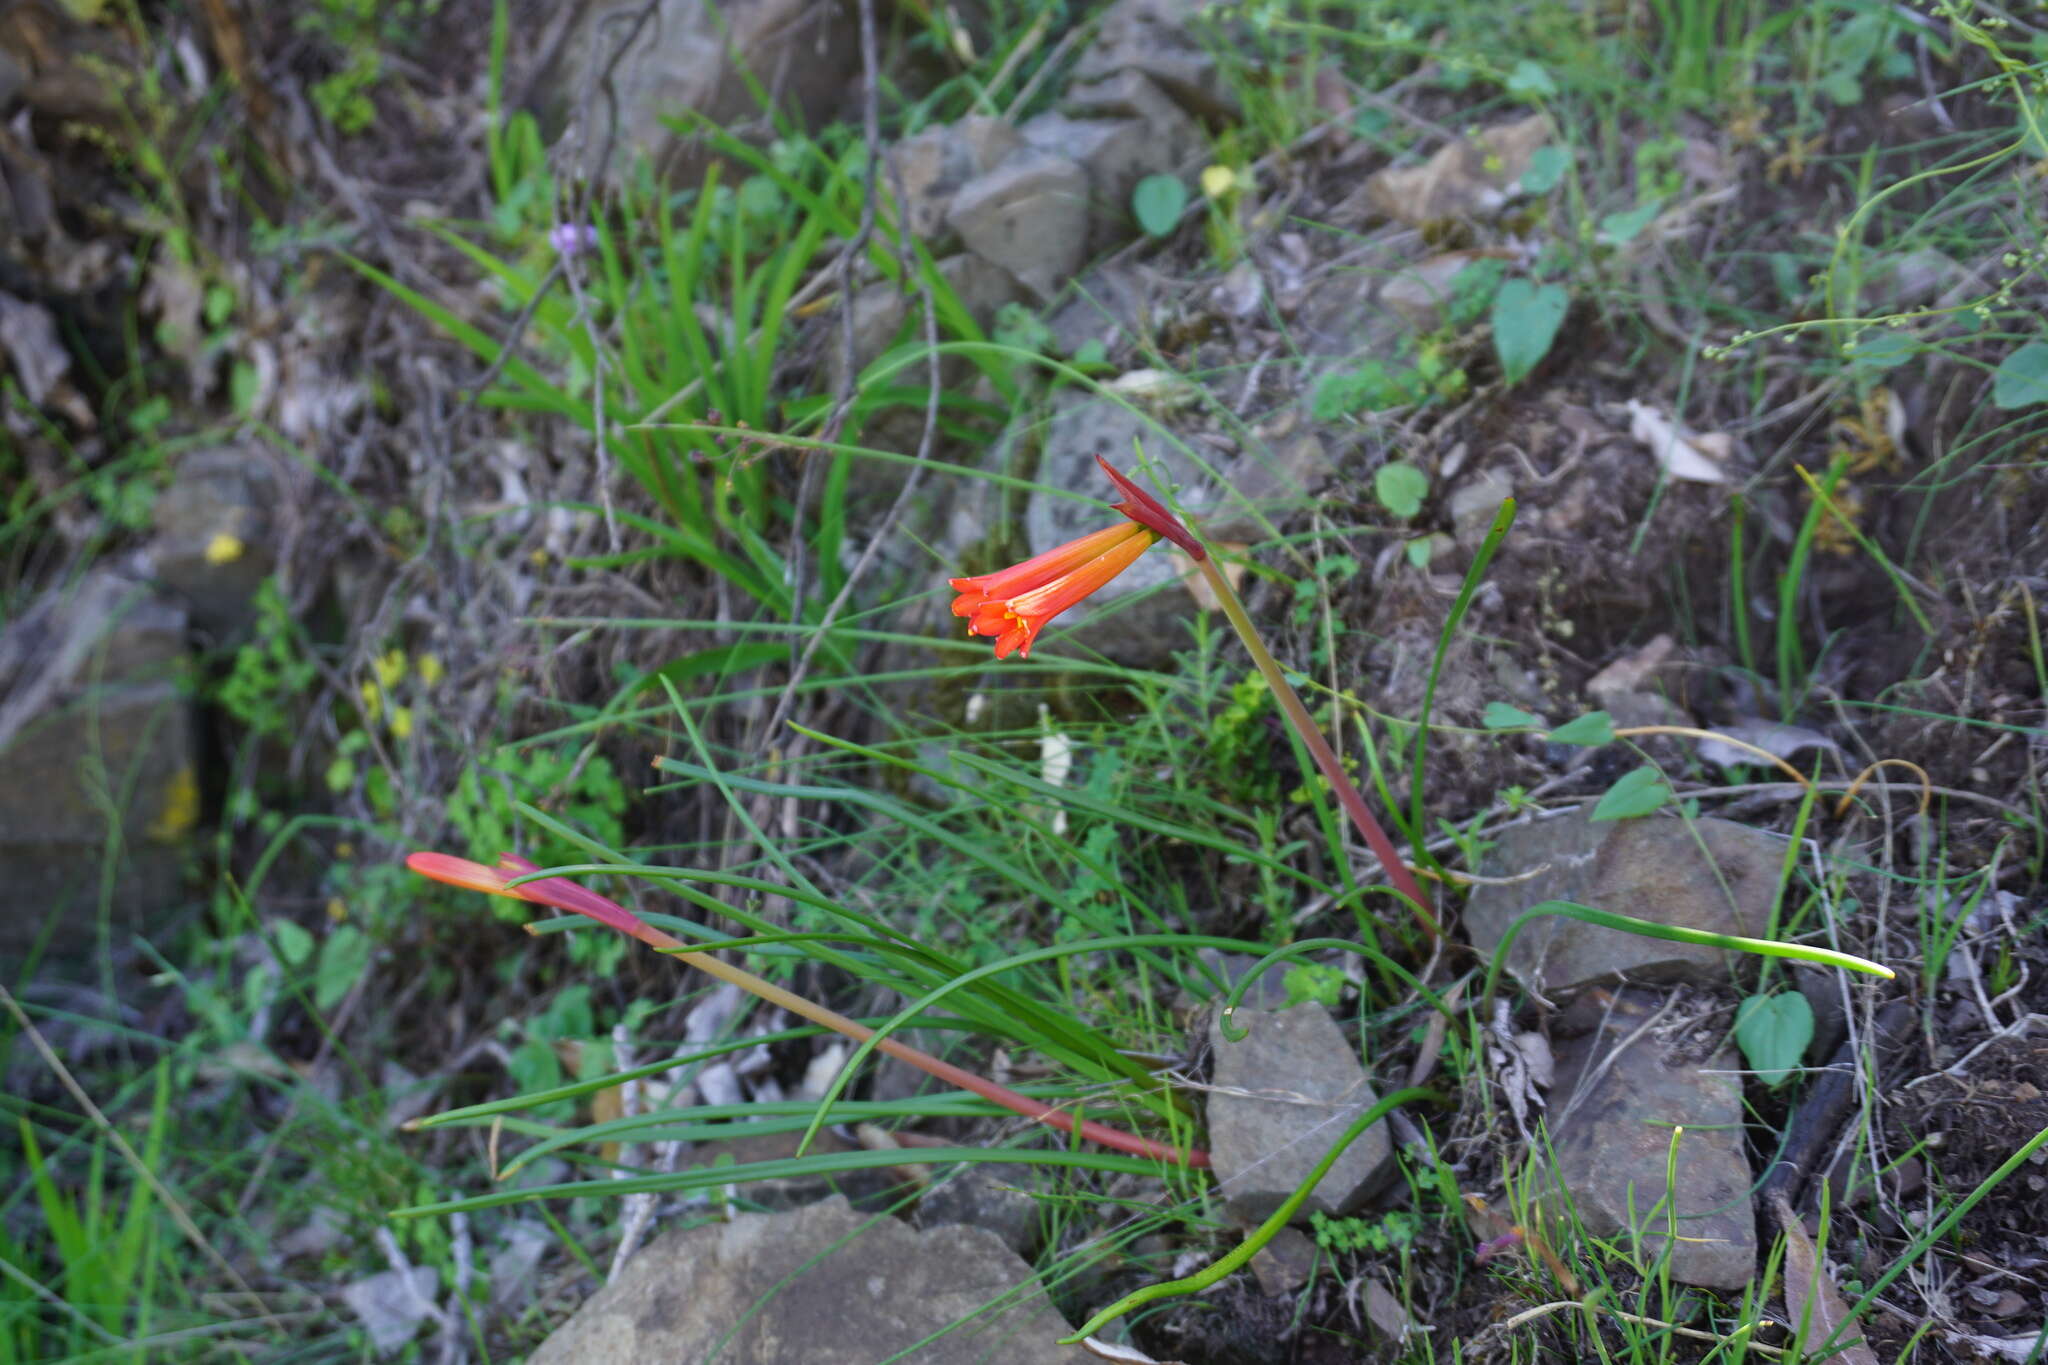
1205,1003,1394,1224
1463,808,1787,997
535,0,858,184
1541,986,1758,1289
0,570,196,960
525,1195,1085,1363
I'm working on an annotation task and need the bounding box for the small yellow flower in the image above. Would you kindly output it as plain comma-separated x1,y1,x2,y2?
389,705,414,741
359,679,383,721
417,653,445,686
203,532,244,565
326,897,349,923
1200,164,1239,200
374,648,407,690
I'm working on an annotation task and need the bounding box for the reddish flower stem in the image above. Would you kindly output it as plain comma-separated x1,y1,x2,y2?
408,854,1209,1168
1191,559,1443,943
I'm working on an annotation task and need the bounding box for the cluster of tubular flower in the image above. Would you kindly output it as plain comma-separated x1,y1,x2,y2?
949,454,1203,660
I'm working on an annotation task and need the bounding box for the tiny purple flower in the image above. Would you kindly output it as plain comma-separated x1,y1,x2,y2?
549,223,600,257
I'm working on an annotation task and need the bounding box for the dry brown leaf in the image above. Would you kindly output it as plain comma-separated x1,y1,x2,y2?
1770,1193,1879,1365
1697,718,1839,773
1380,249,1514,328
1586,633,1677,698
1624,400,1731,484
1363,114,1552,227
1081,1338,1189,1364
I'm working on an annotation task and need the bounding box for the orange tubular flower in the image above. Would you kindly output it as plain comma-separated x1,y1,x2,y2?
950,520,1158,659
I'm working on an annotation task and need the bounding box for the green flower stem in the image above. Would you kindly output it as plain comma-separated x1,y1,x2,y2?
1481,899,1895,1012
1059,1086,1437,1344
1195,555,1442,942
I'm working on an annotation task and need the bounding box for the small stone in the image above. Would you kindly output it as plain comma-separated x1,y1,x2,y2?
1018,112,1197,253
341,1266,438,1355
916,1163,1042,1259
1542,986,1758,1289
525,1196,1081,1364
1249,1225,1319,1295
1206,1003,1393,1225
150,444,277,633
1463,807,1786,997
1070,0,1238,121
946,151,1091,301
887,116,1024,240
0,570,195,962
1045,261,1153,358
536,0,857,185
826,252,1020,397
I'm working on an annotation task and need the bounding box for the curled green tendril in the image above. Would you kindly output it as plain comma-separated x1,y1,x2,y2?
1061,1086,1438,1344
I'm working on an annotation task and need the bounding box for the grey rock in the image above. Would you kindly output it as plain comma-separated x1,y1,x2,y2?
526,1195,1084,1364
888,116,1024,240
0,570,194,960
1206,1003,1393,1225
947,150,1091,301
1070,0,1238,121
1543,986,1758,1289
149,444,277,633
917,1163,1043,1259
1046,261,1154,358
537,0,856,185
1017,112,1198,254
1463,808,1786,998
1249,1225,1320,1295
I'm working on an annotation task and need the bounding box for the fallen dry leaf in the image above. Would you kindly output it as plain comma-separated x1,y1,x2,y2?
1624,399,1732,484
1697,718,1839,773
1586,633,1677,698
1363,114,1552,227
1380,249,1515,329
1770,1192,1879,1365
1082,1336,1189,1363
1360,1276,1421,1343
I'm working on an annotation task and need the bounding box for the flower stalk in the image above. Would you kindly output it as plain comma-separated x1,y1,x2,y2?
407,853,1209,1168
1191,554,1441,941
951,455,1439,942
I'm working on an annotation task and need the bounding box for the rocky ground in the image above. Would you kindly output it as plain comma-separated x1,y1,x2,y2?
2,0,2045,1361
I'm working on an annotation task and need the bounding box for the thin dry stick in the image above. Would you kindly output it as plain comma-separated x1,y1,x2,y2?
1496,1299,1785,1357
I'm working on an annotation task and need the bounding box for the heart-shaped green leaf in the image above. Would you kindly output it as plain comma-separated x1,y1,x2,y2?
1590,765,1672,820
1547,711,1614,747
1484,701,1542,730
1132,174,1189,238
1492,279,1569,385
1735,992,1814,1088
